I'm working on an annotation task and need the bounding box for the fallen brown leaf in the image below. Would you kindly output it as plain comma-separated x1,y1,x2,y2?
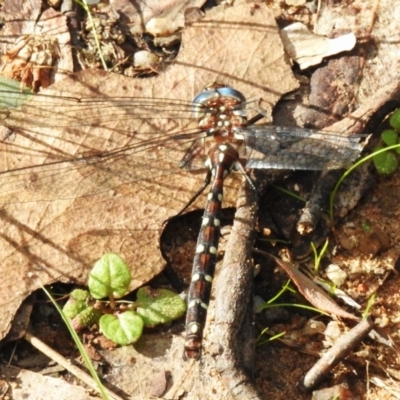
260,251,360,322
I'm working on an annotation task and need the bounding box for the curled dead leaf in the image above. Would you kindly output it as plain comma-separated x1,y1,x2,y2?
259,251,360,321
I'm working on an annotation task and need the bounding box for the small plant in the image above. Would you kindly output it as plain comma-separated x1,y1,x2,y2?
256,279,328,346
311,239,329,273
63,253,186,346
362,293,376,320
372,108,400,174
256,327,285,346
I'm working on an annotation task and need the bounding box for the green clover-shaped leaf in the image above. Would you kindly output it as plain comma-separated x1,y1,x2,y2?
381,129,398,146
88,253,131,299
63,289,91,319
100,311,143,345
136,286,186,327
389,109,400,130
373,146,399,174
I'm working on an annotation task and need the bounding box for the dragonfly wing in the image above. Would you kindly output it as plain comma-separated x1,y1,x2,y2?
0,86,211,204
0,130,210,205
241,125,368,170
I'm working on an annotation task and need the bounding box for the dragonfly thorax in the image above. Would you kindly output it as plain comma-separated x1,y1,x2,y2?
204,143,241,174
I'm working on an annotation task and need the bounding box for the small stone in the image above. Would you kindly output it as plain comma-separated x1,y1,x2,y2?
326,264,347,286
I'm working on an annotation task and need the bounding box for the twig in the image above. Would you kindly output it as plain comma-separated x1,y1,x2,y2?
301,318,375,390
24,330,126,400
209,170,270,400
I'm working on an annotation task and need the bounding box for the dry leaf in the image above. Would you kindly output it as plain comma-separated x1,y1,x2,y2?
314,0,400,105
0,5,73,84
0,365,96,400
280,22,357,69
265,252,360,321
2,34,60,90
111,0,205,27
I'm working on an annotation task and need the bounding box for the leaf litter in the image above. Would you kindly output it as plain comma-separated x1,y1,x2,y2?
0,0,299,341
0,1,301,398
2,0,400,399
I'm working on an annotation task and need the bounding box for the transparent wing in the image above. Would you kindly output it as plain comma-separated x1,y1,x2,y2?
0,89,210,205
1,91,203,127
240,125,368,170
0,135,211,205
0,86,369,207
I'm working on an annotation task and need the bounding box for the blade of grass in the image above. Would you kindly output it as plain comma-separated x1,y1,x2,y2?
272,184,307,202
329,144,400,224
311,239,329,273
74,0,109,71
24,331,127,400
257,302,330,316
40,284,113,400
362,293,376,319
256,328,286,346
265,279,295,305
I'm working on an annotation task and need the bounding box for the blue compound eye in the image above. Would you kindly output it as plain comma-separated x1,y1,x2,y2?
192,85,246,106
191,85,246,119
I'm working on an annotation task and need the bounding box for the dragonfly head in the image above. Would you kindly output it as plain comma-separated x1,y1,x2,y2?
192,84,248,137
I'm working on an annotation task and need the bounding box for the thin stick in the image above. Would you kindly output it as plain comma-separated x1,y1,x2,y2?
24,331,125,400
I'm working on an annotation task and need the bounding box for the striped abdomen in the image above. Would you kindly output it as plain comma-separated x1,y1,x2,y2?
183,144,239,360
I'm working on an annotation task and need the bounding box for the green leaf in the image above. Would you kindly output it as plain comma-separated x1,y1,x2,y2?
372,146,399,174
63,289,102,330
71,289,91,302
63,289,91,319
361,220,372,232
381,129,398,146
0,76,33,109
88,253,131,300
99,311,143,345
389,108,400,129
71,306,102,331
136,286,186,327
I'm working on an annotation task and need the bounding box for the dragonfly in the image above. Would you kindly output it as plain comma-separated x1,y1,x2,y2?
0,77,368,359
